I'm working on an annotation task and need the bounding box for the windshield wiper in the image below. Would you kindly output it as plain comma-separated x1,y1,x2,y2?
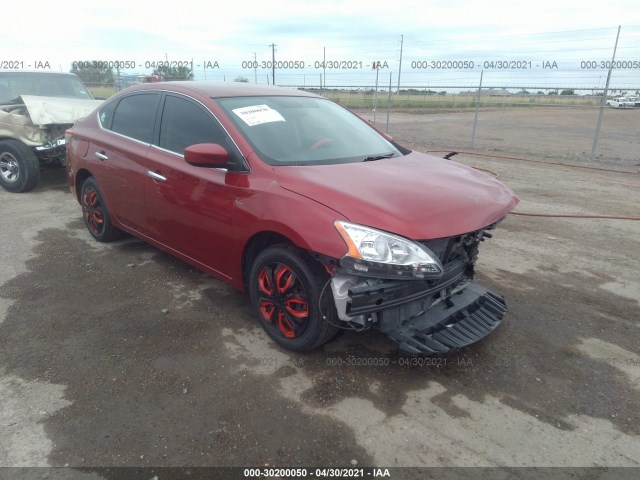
362,152,397,162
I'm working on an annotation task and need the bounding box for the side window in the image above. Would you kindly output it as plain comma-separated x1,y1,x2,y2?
159,95,229,155
98,100,117,129
110,93,159,143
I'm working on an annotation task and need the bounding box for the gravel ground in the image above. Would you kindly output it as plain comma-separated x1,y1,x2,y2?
0,108,639,478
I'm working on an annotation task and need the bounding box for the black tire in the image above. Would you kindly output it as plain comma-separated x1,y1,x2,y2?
80,177,125,242
0,139,40,193
249,246,339,352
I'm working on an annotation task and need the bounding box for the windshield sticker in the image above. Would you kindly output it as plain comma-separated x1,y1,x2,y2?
232,104,285,126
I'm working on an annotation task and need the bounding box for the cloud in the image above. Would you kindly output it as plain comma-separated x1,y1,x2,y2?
3,0,638,87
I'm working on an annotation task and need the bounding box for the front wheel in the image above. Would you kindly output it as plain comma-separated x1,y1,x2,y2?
0,140,40,193
249,246,339,352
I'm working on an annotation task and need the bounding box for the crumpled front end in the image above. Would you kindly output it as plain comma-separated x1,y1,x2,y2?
330,223,508,355
0,106,69,163
0,104,47,145
32,124,69,163
0,95,100,164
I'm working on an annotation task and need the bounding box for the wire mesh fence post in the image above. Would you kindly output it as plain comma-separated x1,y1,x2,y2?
386,72,392,133
591,25,621,161
471,70,483,149
373,66,379,123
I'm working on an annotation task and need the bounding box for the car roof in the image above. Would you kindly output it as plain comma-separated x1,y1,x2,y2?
119,81,322,99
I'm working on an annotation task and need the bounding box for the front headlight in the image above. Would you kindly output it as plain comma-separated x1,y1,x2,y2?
334,221,443,280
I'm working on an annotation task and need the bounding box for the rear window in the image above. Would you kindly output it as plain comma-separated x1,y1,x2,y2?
109,93,160,144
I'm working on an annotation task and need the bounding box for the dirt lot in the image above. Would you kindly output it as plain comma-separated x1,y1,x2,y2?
1,107,639,477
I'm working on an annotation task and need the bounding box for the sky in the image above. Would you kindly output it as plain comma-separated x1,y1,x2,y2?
3,0,639,90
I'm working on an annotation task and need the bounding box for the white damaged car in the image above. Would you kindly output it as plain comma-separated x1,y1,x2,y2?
0,71,103,192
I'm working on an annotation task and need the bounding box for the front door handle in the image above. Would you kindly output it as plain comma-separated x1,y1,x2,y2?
147,170,167,182
95,152,108,161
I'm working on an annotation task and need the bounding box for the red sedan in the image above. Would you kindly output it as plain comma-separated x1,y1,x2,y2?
66,82,518,354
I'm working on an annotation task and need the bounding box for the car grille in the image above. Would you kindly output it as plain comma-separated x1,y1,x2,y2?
419,226,494,266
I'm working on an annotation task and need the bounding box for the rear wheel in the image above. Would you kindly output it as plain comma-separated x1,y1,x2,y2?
0,140,40,193
249,246,339,352
80,177,125,242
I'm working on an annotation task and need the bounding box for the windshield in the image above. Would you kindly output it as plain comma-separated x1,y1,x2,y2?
0,72,93,104
216,96,402,165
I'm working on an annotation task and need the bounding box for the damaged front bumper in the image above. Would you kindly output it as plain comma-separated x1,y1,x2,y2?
329,226,508,355
332,273,507,355
381,283,506,355
33,137,67,163
333,276,507,355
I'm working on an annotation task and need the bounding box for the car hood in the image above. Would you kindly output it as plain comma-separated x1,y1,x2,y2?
274,151,519,239
19,95,103,125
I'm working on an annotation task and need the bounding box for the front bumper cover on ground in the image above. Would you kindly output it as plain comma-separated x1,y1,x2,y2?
381,282,507,355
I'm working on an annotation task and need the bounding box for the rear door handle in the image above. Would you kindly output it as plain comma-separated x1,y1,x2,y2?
95,152,108,161
147,170,167,182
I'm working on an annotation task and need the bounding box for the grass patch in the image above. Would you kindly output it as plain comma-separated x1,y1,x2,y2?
86,86,118,99
311,91,601,110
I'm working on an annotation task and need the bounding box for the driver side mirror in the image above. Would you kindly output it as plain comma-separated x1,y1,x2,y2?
184,143,239,170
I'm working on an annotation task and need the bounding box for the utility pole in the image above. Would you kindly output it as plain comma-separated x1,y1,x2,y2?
397,34,404,93
269,43,277,85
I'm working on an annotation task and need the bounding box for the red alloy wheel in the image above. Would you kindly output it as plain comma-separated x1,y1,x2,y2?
82,186,105,235
256,263,310,339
